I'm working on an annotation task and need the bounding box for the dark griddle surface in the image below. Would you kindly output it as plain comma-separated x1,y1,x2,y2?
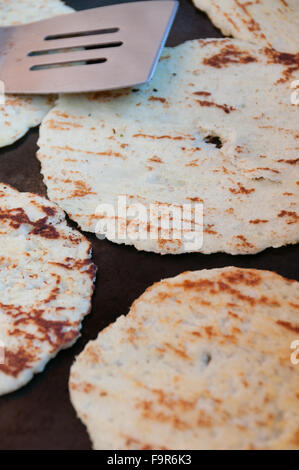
0,0,298,450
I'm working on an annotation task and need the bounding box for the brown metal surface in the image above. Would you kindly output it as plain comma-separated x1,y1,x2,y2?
0,0,298,450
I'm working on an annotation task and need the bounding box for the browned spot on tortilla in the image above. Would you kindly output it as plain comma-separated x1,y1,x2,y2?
49,257,96,280
291,429,299,446
0,208,60,239
159,54,170,61
228,311,240,320
193,91,211,96
5,98,26,107
249,219,268,224
187,197,204,203
148,96,167,104
175,279,215,292
136,399,189,431
41,206,56,217
223,12,240,31
204,326,217,338
30,219,59,239
235,235,255,249
289,302,299,309
54,110,70,119
196,99,236,114
132,133,194,141
236,145,244,153
264,48,299,83
0,348,36,378
148,156,163,164
152,389,196,411
234,0,265,35
53,145,123,159
47,119,82,130
185,159,199,167
164,343,190,360
277,210,299,224
254,167,280,174
277,158,299,165
197,410,213,427
70,180,97,198
222,269,261,286
204,224,218,235
277,320,299,334
229,183,255,194
1,311,80,378
218,281,279,307
191,331,202,337
203,44,257,69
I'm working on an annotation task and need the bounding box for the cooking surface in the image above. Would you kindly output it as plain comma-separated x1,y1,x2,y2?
0,0,298,450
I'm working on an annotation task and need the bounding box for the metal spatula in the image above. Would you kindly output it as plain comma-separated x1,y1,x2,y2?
0,0,178,94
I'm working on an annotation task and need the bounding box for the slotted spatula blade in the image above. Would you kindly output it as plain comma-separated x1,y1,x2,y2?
0,0,178,94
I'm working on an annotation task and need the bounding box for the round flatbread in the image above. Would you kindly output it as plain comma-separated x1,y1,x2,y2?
70,267,299,450
0,0,74,148
193,0,299,53
0,183,96,396
38,39,299,255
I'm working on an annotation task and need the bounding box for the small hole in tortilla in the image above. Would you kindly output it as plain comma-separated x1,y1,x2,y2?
204,135,223,149
202,352,212,366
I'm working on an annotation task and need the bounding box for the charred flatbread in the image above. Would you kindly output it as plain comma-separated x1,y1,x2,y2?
38,39,299,254
0,183,96,395
70,267,299,450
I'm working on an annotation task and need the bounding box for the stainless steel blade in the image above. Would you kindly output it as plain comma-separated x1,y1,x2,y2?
0,1,178,94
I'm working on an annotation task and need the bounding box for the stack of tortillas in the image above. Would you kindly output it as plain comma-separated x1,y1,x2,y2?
70,267,299,450
0,183,96,396
37,39,299,254
0,0,73,148
193,0,299,53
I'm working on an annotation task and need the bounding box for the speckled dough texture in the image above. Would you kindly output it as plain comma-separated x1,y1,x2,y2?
69,267,299,450
0,183,96,396
0,0,74,148
193,0,299,53
38,39,299,255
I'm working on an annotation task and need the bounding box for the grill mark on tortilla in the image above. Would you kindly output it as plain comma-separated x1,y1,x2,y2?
0,208,59,239
148,96,168,104
132,133,195,141
249,219,269,224
203,44,257,68
193,91,211,96
193,1,298,54
69,268,299,450
229,183,255,194
196,99,236,113
276,320,299,334
0,183,95,393
277,158,299,165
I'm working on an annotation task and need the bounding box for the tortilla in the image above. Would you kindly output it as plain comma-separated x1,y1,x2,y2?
193,0,299,53
0,0,74,148
0,183,96,396
69,267,299,450
37,39,299,255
